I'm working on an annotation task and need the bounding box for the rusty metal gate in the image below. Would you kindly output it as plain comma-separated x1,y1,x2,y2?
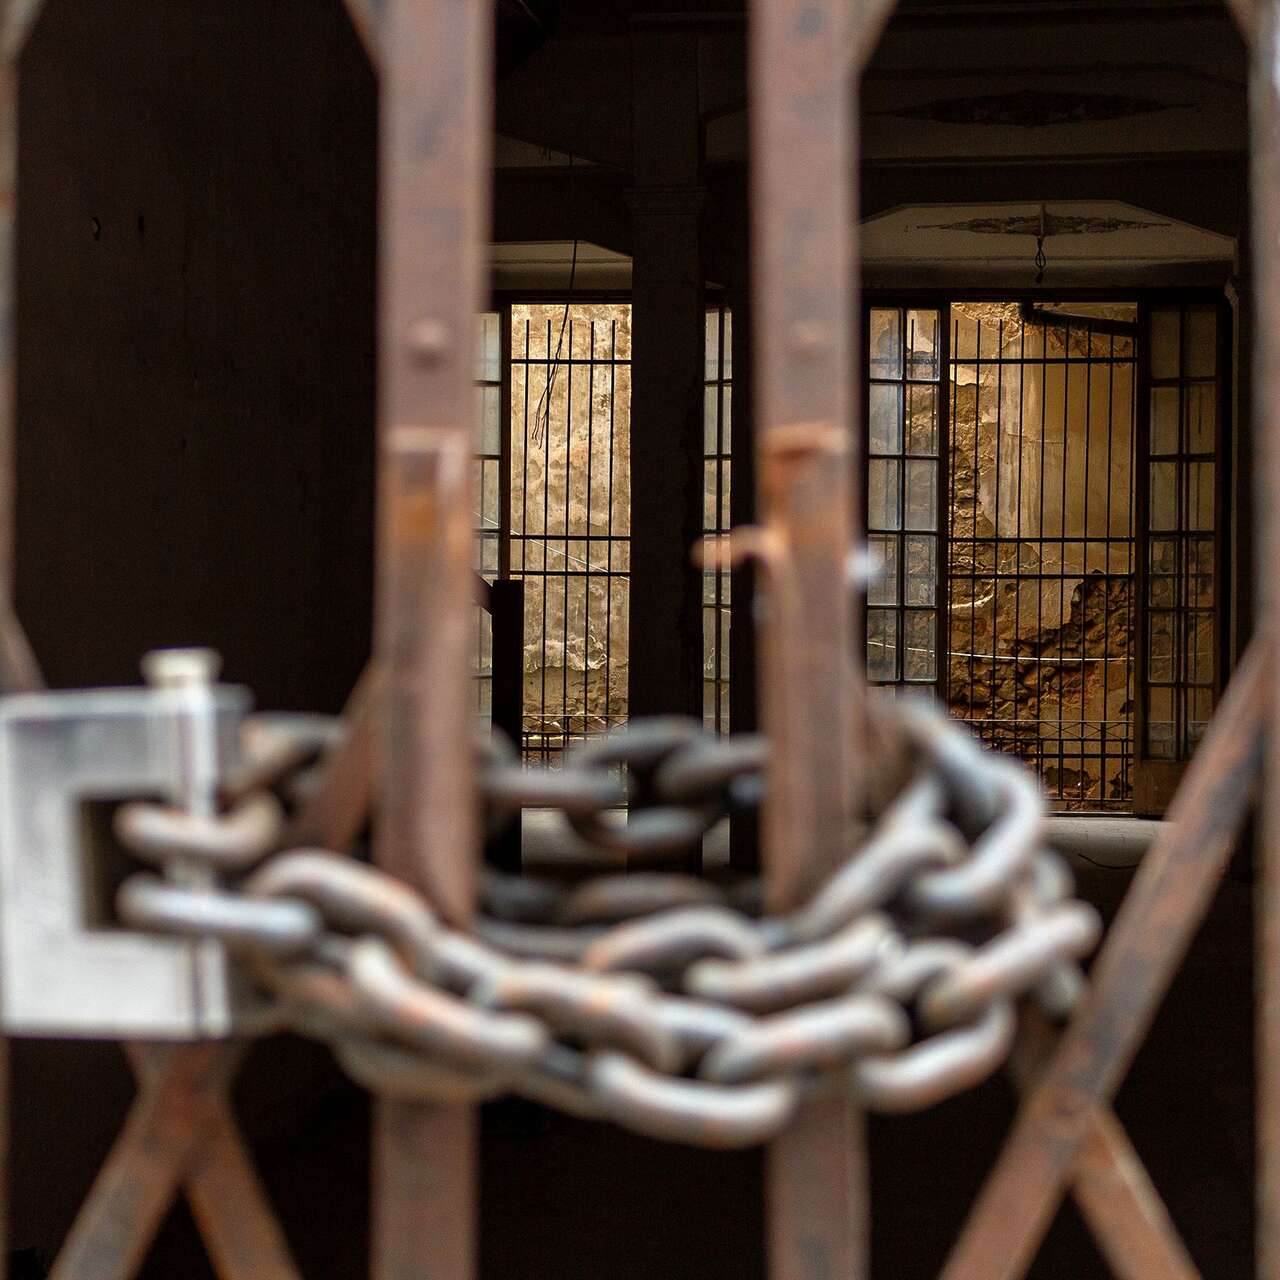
0,2,1273,1280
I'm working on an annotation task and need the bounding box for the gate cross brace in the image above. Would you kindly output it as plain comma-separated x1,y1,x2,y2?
1009,1018,1199,1280
37,663,388,1280
941,637,1267,1280
48,1043,298,1280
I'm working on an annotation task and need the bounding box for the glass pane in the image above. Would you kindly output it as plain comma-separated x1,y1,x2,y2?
867,609,899,682
1185,460,1214,531
868,534,899,605
1149,537,1179,577
722,311,733,380
906,385,938,455
904,534,936,606
704,386,720,454
904,611,936,682
869,310,903,381
904,460,937,531
1148,569,1176,609
1149,461,1178,531
1187,536,1214,606
1147,687,1176,760
1185,686,1213,753
1150,387,1180,456
1185,307,1218,379
704,310,720,380
1185,384,1216,454
476,312,501,382
1185,610,1214,686
477,384,501,455
869,384,903,455
1148,611,1176,684
906,310,939,381
868,459,901,530
1150,309,1180,381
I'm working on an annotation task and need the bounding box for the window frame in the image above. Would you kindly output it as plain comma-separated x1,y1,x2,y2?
862,287,1232,816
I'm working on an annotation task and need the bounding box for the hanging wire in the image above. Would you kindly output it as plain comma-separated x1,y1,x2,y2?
1034,203,1048,285
531,160,580,446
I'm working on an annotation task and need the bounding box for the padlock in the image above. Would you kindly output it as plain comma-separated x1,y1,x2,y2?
0,654,251,1038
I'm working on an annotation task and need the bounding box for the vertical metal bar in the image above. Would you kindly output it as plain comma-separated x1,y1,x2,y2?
499,303,513,582
541,317,551,763
606,317,617,732
938,305,952,707
373,2,491,1276
1253,4,1280,1275
749,1,868,1276
0,12,51,1278
1012,317,1025,761
1058,321,1070,799
562,318,572,756
993,320,1004,728
0,7,43,700
585,319,596,740
1082,324,1093,799
1102,331,1115,802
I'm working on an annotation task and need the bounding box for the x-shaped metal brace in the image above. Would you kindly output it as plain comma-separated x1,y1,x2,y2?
941,638,1267,1280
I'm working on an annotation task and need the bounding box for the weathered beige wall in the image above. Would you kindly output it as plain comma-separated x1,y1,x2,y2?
948,303,1136,807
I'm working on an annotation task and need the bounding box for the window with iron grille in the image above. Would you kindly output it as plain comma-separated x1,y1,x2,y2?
866,298,1225,813
508,303,631,763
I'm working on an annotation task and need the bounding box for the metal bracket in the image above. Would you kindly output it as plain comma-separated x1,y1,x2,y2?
0,681,250,1037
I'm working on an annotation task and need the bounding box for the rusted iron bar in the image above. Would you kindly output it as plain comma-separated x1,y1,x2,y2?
1009,1019,1199,1280
1072,1110,1199,1280
285,661,380,851
941,637,1267,1280
1255,5,1280,1278
0,2,42,697
341,0,381,68
47,1043,296,1280
846,0,898,71
749,0,876,1274
0,12,47,1280
372,1,492,1277
1227,0,1257,44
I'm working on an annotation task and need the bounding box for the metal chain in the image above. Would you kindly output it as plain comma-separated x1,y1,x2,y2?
115,697,1100,1149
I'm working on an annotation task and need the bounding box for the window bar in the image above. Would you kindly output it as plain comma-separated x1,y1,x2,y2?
1081,322,1093,801
950,311,962,709
992,319,1004,726
562,319,572,758
606,318,616,739
1037,315,1049,794
373,1,490,1275
1102,329,1115,802
1012,315,1026,762
540,317,551,762
520,314,532,758
1058,318,1070,802
585,318,595,744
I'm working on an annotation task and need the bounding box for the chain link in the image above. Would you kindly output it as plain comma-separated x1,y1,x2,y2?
115,696,1101,1149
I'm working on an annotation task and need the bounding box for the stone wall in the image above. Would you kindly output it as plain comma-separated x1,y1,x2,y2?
510,303,632,753
947,303,1137,807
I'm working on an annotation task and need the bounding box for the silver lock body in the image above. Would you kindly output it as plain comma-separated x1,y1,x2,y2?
0,683,249,1038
